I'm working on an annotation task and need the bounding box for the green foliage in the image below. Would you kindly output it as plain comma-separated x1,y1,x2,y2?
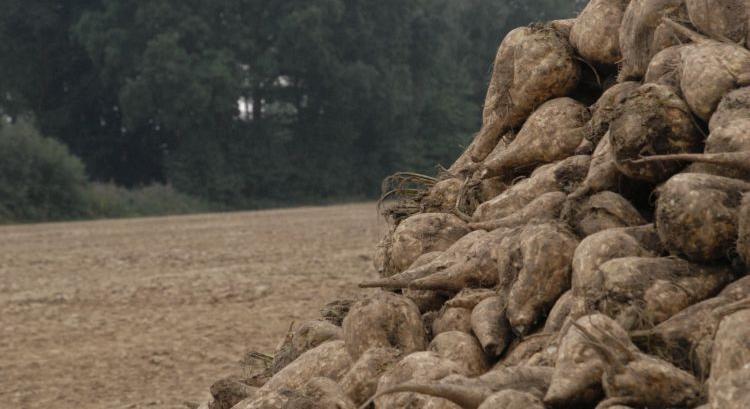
0,120,90,221
86,183,216,219
0,120,215,223
0,0,580,214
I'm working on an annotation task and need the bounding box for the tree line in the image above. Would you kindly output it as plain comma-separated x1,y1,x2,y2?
0,0,579,216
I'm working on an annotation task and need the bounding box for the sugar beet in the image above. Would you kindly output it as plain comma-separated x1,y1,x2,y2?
594,256,734,329
468,25,580,163
470,296,512,357
655,173,750,262
342,292,427,360
570,0,630,65
389,213,471,275
478,97,590,180
473,155,590,222
340,347,401,406
609,84,702,182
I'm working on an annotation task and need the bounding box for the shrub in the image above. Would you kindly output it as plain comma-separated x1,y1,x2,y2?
86,183,216,219
0,120,90,222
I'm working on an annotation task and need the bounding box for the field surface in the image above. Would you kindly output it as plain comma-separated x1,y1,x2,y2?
0,203,383,409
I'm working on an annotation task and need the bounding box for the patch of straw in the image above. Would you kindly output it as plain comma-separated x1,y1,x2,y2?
378,172,437,224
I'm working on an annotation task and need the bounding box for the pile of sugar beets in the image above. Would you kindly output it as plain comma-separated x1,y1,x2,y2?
200,1,750,408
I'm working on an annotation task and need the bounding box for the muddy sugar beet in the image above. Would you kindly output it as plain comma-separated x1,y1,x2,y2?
655,173,750,262
465,24,580,164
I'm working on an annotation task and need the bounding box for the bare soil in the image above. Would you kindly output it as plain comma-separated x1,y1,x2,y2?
0,203,383,409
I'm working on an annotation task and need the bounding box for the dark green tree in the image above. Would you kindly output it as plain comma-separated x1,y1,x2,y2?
0,0,169,186
1,0,580,208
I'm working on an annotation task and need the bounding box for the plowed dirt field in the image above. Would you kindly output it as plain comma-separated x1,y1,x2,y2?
0,203,382,408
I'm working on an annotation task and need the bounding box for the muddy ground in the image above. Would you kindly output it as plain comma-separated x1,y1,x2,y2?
0,203,383,408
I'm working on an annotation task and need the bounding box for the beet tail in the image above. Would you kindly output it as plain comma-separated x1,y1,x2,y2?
630,151,750,172
409,262,484,292
358,382,489,409
359,262,443,289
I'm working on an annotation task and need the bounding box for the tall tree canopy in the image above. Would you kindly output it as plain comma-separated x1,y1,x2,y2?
0,0,578,206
